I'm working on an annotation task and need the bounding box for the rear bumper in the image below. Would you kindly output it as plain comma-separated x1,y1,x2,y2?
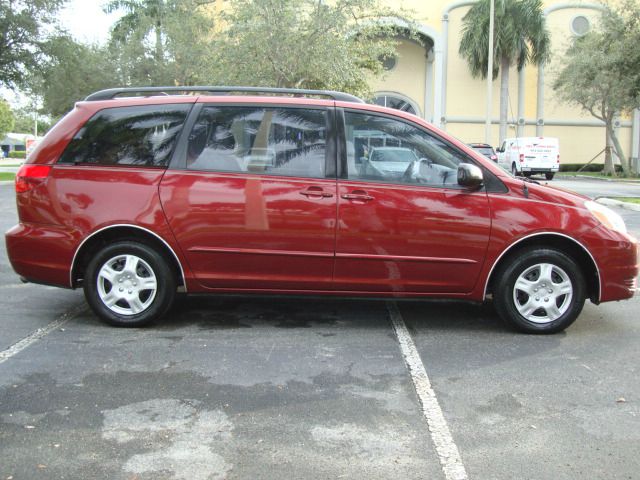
5,222,79,288
521,166,560,172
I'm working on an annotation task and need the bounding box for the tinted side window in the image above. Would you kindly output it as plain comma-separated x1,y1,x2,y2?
187,107,327,179
59,104,191,167
345,111,469,188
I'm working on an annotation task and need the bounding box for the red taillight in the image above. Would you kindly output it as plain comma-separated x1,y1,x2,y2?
519,154,524,163
15,164,52,193
557,154,560,163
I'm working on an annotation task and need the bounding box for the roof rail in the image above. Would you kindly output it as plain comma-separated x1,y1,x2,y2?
84,86,364,103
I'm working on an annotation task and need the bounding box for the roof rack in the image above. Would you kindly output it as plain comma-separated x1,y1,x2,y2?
84,86,364,103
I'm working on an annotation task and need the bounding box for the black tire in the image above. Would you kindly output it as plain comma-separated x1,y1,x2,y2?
545,172,555,180
511,163,518,176
83,241,176,327
493,247,586,334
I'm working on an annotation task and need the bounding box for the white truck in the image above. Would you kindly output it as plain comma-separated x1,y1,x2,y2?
496,137,560,180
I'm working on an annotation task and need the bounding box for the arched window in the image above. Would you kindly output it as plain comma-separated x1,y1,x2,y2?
373,93,420,116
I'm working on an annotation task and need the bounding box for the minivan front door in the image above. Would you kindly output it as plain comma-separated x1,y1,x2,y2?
160,105,337,291
334,110,491,294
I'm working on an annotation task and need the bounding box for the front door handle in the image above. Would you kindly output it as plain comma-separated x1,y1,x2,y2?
341,190,374,201
300,186,334,198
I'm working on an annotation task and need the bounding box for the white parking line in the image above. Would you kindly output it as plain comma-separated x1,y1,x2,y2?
0,303,87,365
387,301,468,480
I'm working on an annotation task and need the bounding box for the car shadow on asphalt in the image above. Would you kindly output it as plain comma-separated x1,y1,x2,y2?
160,295,379,331
156,295,510,334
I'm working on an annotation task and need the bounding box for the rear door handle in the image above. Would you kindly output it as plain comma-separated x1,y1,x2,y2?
341,190,374,201
300,186,334,198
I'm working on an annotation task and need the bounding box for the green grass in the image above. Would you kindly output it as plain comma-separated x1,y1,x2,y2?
0,172,15,181
616,197,640,204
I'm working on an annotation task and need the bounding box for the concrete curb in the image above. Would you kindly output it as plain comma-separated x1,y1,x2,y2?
0,181,14,186
596,197,640,212
557,174,640,184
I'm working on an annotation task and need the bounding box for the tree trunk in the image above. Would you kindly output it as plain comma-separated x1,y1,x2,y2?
499,56,510,144
603,129,615,175
155,22,163,64
607,121,629,175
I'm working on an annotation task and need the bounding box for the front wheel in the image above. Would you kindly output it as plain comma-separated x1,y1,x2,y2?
83,241,176,327
545,172,555,180
493,248,586,334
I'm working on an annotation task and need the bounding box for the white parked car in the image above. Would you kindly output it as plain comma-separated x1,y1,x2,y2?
496,137,560,180
360,147,419,179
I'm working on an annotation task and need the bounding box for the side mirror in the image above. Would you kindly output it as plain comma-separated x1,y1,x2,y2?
457,163,484,189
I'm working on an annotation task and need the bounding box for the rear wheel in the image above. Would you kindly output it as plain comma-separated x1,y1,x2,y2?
83,241,176,327
545,172,555,180
511,163,518,176
493,248,586,334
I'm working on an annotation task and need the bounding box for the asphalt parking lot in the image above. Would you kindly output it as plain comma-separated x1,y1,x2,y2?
1,178,639,480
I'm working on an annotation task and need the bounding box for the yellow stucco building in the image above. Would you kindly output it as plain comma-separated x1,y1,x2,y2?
372,0,639,168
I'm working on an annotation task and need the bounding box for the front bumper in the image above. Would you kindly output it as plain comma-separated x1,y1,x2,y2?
580,225,638,302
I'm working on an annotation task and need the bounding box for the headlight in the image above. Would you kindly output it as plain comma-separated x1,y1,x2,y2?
585,200,627,234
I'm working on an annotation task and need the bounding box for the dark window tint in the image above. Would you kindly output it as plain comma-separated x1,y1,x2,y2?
345,111,469,187
187,107,327,178
59,104,191,167
474,147,495,157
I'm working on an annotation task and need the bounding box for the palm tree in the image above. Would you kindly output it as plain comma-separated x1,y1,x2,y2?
105,0,170,64
459,0,550,144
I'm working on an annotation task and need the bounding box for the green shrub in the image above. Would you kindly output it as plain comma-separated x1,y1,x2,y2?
7,151,26,159
559,163,624,173
559,163,602,172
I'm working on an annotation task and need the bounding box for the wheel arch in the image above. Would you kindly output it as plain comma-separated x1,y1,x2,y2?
70,224,186,291
484,232,600,303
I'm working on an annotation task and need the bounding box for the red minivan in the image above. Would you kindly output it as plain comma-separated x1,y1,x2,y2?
5,87,638,333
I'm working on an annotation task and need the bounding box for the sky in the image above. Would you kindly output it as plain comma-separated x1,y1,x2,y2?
58,0,122,44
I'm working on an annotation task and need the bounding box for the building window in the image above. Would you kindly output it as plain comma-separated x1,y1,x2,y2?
379,54,397,71
571,15,590,36
373,93,420,116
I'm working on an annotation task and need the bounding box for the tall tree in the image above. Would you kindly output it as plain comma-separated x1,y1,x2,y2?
459,0,550,144
553,0,640,176
104,0,214,86
105,0,169,65
0,0,66,89
11,106,51,135
37,36,120,119
207,0,405,98
0,99,15,140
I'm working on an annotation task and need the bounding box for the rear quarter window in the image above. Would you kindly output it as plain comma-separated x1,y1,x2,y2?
58,104,191,167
